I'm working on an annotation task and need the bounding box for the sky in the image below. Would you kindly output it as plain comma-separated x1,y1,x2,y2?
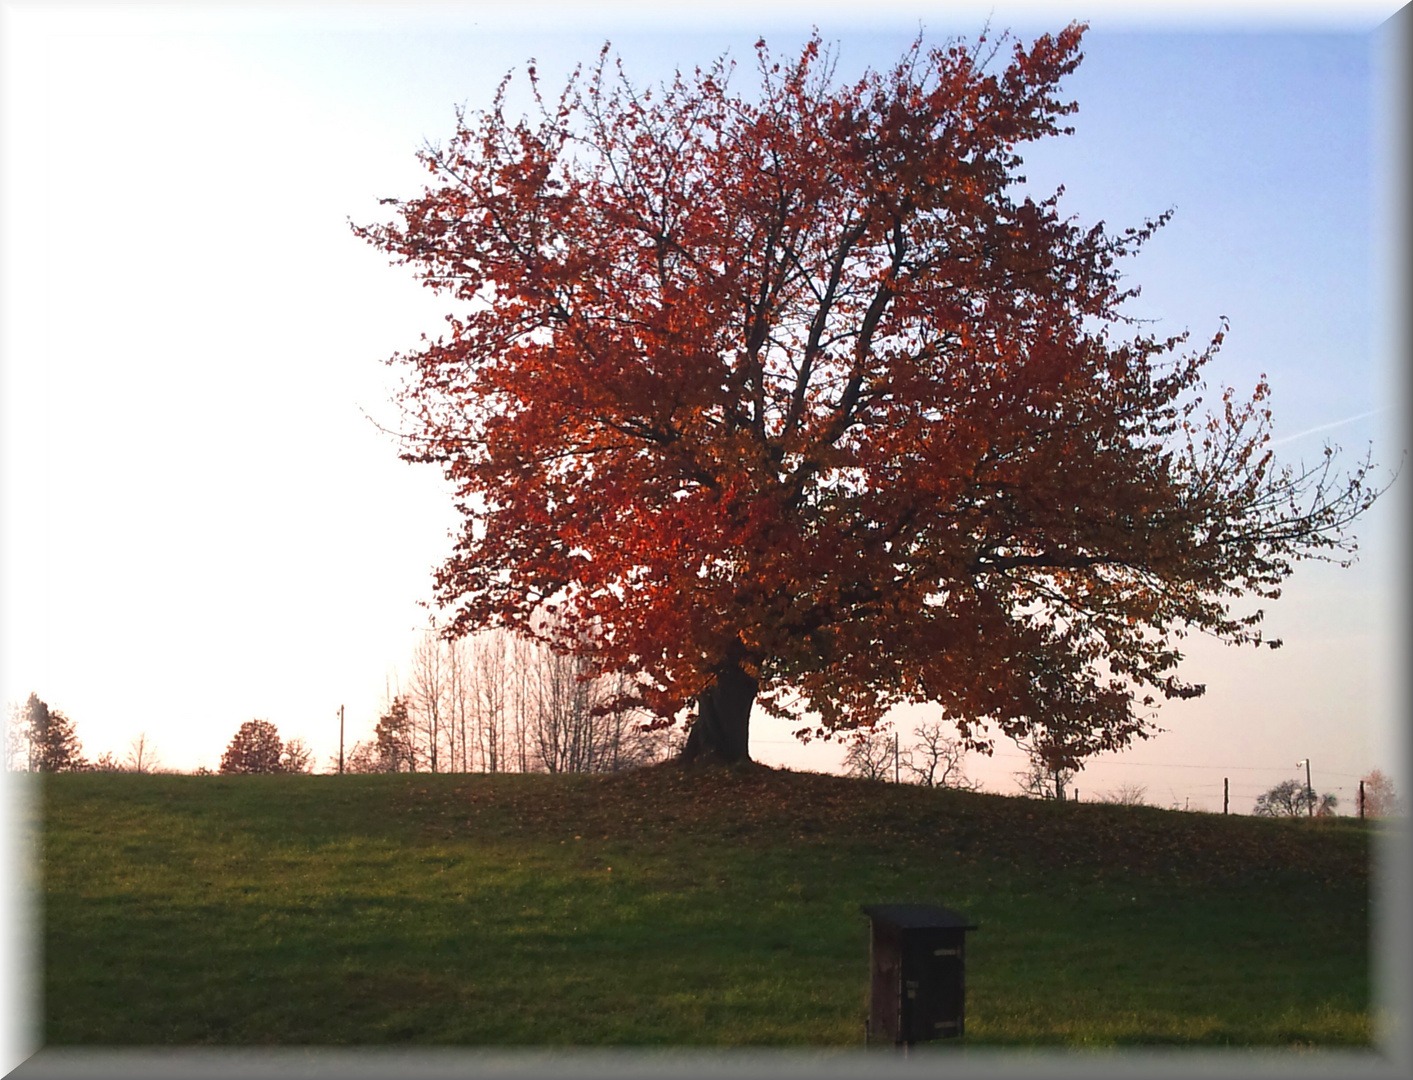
1,0,1408,1062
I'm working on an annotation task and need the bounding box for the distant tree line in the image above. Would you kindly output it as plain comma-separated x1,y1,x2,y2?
4,693,163,773
842,721,982,791
839,716,1406,817
5,693,87,772
844,721,1086,798
342,627,673,775
8,685,1406,813
846,722,1080,800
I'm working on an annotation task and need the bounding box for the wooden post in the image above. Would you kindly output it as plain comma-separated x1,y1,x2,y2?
894,732,900,783
338,705,345,775
1359,780,1365,819
1223,777,1229,815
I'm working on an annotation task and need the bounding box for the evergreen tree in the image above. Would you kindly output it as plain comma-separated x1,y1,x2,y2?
23,693,87,772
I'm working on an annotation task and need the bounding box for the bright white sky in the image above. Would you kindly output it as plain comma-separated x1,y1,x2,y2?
0,0,1407,1067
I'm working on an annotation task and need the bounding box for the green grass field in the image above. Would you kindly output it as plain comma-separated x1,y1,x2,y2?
37,762,1374,1047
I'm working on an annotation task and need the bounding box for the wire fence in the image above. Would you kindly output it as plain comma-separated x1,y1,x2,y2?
748,735,1393,813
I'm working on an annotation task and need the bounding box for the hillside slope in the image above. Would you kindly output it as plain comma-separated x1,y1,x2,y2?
38,764,1373,1046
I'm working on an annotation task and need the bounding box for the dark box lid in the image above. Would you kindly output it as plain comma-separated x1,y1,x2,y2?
861,903,978,931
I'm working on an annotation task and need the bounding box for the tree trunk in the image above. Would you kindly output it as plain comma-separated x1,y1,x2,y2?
681,661,757,765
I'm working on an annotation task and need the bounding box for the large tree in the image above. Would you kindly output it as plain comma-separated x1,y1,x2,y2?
356,25,1377,768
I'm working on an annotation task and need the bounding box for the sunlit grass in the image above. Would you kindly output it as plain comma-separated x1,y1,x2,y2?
41,766,1372,1046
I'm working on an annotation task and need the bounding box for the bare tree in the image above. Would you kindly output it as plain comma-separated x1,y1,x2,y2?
407,627,447,772
902,721,979,790
445,634,474,773
342,739,380,774
91,751,122,773
594,671,673,771
523,629,670,774
124,732,161,774
1254,779,1337,817
511,633,535,773
4,701,26,772
280,737,314,774
1014,739,1078,801
1098,783,1149,806
530,644,594,773
471,631,513,773
843,728,896,782
376,624,670,776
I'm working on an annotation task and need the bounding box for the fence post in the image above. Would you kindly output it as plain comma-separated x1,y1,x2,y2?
1223,777,1229,815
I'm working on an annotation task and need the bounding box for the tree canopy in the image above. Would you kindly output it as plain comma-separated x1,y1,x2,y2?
357,24,1378,769
219,719,308,775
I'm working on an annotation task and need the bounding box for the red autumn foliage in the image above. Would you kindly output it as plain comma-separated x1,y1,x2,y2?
356,25,1377,769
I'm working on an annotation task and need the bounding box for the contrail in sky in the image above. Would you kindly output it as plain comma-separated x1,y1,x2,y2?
1267,406,1393,447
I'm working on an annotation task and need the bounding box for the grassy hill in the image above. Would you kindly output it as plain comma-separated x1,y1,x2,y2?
37,762,1374,1047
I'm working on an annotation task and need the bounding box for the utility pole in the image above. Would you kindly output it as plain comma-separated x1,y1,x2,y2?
1223,777,1229,815
338,705,345,775
1297,758,1312,817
